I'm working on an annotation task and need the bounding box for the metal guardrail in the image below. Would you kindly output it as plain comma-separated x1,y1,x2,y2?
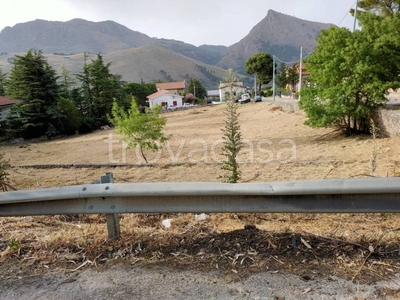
1,175,400,238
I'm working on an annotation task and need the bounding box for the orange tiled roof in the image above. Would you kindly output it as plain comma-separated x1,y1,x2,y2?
156,81,185,91
147,89,170,100
0,96,21,106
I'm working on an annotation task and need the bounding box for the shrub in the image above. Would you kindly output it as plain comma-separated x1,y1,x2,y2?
0,152,10,191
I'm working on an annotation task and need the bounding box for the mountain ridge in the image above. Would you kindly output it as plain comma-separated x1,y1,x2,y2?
0,10,332,88
216,9,332,71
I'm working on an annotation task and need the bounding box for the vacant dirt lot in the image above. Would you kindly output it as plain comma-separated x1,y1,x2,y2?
3,102,400,188
2,102,400,299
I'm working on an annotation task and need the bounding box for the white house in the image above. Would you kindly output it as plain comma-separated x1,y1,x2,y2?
0,96,21,121
147,89,183,109
155,81,186,95
218,81,247,102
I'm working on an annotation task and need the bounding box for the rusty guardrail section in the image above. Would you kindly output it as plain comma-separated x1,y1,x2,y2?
1,175,400,238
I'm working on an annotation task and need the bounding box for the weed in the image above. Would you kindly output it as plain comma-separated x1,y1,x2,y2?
8,239,20,251
0,151,10,191
368,120,379,176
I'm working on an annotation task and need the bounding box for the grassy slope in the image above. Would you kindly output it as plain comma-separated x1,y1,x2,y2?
0,46,229,88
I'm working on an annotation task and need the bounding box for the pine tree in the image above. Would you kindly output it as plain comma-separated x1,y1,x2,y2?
276,62,288,92
287,66,299,92
219,101,243,183
0,68,6,96
187,78,207,100
75,52,94,116
6,49,62,138
219,67,243,183
245,52,274,92
224,69,238,101
76,53,124,124
59,66,76,99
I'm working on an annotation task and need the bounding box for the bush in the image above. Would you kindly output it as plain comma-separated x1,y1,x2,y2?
58,98,81,135
79,116,97,134
0,152,10,191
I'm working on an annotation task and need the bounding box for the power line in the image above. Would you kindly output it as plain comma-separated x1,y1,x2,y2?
274,54,311,66
273,1,358,65
338,1,357,27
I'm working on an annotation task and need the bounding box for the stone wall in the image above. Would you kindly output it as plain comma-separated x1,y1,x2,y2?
272,100,400,137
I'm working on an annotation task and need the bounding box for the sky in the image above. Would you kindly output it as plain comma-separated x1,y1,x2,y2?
0,0,359,47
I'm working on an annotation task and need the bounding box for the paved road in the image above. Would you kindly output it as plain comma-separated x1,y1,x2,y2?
2,263,399,300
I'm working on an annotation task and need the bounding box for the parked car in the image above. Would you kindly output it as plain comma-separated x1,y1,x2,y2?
183,102,194,108
254,95,262,102
167,105,177,110
238,93,251,104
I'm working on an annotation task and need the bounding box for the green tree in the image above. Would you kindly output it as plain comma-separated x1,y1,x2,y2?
276,62,288,92
287,66,299,91
124,82,157,107
59,66,76,99
6,49,63,138
58,98,81,135
245,52,274,92
110,99,169,164
187,78,207,100
87,54,118,122
351,0,400,16
0,68,6,96
299,13,400,134
75,52,93,116
76,53,125,124
0,152,10,191
219,101,243,183
224,68,238,101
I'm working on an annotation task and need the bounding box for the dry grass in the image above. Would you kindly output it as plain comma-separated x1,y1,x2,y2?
1,102,400,282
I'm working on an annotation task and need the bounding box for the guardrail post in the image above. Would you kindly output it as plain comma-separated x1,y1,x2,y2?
101,172,120,239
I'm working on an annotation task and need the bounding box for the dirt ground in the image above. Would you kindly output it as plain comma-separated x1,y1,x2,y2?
3,102,400,187
2,102,400,299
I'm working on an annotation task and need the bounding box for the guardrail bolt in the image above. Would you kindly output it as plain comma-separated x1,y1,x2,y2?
82,187,87,191
88,205,93,210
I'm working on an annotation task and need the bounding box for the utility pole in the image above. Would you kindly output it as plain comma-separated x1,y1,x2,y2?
298,47,303,101
353,0,359,32
272,55,276,102
254,73,257,98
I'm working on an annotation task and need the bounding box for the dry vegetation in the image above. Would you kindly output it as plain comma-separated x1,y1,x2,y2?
1,102,400,284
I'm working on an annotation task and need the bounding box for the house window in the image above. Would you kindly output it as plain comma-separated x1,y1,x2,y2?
173,101,177,106
161,102,166,107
